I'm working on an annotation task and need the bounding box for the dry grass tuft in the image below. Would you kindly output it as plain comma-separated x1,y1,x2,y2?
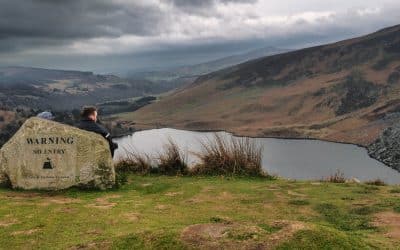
191,133,265,177
115,143,153,175
365,178,386,186
115,138,187,176
157,138,188,175
324,170,346,183
115,134,269,178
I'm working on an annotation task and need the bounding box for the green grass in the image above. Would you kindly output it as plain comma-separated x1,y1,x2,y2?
0,175,399,249
276,226,372,249
258,223,283,233
314,203,375,231
390,188,400,193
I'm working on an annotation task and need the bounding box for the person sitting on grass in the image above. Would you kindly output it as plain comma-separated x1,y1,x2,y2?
78,106,118,157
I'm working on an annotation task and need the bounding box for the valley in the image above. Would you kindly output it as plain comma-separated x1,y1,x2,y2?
2,2,400,249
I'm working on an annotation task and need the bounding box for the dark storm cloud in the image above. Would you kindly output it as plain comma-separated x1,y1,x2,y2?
166,0,256,7
164,0,257,15
0,0,164,51
0,0,399,73
166,0,214,8
0,37,72,53
0,0,259,54
165,0,257,12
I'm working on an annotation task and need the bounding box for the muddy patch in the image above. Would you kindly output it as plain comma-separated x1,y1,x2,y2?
373,212,400,239
5,192,42,199
0,217,19,227
218,191,234,200
263,203,274,209
86,195,121,210
180,220,306,249
105,194,122,199
4,192,82,207
48,197,81,204
86,200,116,209
40,197,81,206
202,186,215,192
155,204,169,210
85,229,103,236
165,191,183,197
11,228,41,236
265,185,281,191
184,197,204,204
273,192,288,201
124,213,141,222
69,241,111,250
181,223,232,249
58,207,77,214
287,190,307,197
184,191,237,205
268,220,306,245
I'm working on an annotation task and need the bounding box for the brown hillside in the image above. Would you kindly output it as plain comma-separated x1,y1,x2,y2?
119,24,400,146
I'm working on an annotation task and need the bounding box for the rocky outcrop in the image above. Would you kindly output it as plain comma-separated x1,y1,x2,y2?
368,126,400,172
335,71,380,116
0,117,115,190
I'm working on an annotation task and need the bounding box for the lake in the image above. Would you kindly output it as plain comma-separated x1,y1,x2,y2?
114,128,400,184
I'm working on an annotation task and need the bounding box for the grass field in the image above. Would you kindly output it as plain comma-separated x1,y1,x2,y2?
1,175,400,249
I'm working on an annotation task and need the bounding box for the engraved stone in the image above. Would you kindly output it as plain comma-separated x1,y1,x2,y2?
0,117,115,190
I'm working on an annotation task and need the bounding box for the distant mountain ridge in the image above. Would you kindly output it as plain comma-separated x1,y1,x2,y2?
0,46,287,110
129,46,289,82
0,66,105,85
121,24,400,146
0,66,93,77
0,66,171,110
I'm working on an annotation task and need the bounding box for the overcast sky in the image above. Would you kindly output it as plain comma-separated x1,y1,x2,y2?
0,0,399,74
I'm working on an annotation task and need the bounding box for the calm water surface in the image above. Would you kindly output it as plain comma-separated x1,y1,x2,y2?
114,128,400,184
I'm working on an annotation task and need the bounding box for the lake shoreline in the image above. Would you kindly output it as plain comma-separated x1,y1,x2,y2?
114,127,400,184
114,125,367,149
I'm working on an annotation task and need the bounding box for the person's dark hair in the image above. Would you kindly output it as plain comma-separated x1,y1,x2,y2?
80,106,97,118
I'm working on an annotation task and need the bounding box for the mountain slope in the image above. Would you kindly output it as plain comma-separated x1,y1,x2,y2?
119,24,400,146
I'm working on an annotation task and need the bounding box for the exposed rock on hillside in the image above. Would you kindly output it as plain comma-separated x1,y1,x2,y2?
334,71,380,115
368,126,400,172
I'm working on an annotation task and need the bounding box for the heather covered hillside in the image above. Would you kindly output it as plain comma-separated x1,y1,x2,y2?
121,25,400,145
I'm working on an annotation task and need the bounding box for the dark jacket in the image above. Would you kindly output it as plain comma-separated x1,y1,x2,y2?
78,118,118,157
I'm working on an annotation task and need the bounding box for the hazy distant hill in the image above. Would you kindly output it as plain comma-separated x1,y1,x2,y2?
120,24,400,146
129,46,289,82
0,66,174,110
0,67,95,85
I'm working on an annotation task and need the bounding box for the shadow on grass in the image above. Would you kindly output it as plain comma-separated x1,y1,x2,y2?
276,226,371,249
112,232,185,250
314,203,376,231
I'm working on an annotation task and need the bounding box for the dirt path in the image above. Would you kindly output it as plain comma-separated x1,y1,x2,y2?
373,212,400,240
